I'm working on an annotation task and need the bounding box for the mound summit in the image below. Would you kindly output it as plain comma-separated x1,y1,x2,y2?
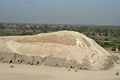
0,31,113,70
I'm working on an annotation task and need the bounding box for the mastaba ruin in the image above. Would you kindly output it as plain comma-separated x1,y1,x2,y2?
0,31,114,70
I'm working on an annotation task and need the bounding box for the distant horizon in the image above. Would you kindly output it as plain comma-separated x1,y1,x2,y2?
1,22,120,27
0,0,120,26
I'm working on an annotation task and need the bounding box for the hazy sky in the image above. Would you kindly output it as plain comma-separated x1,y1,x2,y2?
0,0,120,25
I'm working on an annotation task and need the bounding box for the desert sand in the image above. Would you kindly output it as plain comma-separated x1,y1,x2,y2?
0,63,120,80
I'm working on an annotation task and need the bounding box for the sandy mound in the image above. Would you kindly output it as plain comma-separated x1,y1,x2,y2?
0,31,113,70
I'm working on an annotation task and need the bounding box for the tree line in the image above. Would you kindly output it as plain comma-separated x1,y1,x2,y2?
0,23,120,50
0,23,120,37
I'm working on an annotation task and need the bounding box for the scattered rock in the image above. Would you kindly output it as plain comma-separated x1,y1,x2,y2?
10,65,14,68
74,69,78,72
30,63,34,65
115,72,119,75
68,68,71,71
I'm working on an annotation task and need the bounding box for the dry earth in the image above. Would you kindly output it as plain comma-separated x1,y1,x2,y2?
0,63,120,80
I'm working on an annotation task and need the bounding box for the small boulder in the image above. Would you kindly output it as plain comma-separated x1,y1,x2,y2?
115,72,119,75
10,65,14,68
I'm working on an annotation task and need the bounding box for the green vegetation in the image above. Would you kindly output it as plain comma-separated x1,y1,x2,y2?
0,23,120,50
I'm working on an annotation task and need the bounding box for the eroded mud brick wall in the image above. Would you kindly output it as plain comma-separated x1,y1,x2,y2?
0,53,111,70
